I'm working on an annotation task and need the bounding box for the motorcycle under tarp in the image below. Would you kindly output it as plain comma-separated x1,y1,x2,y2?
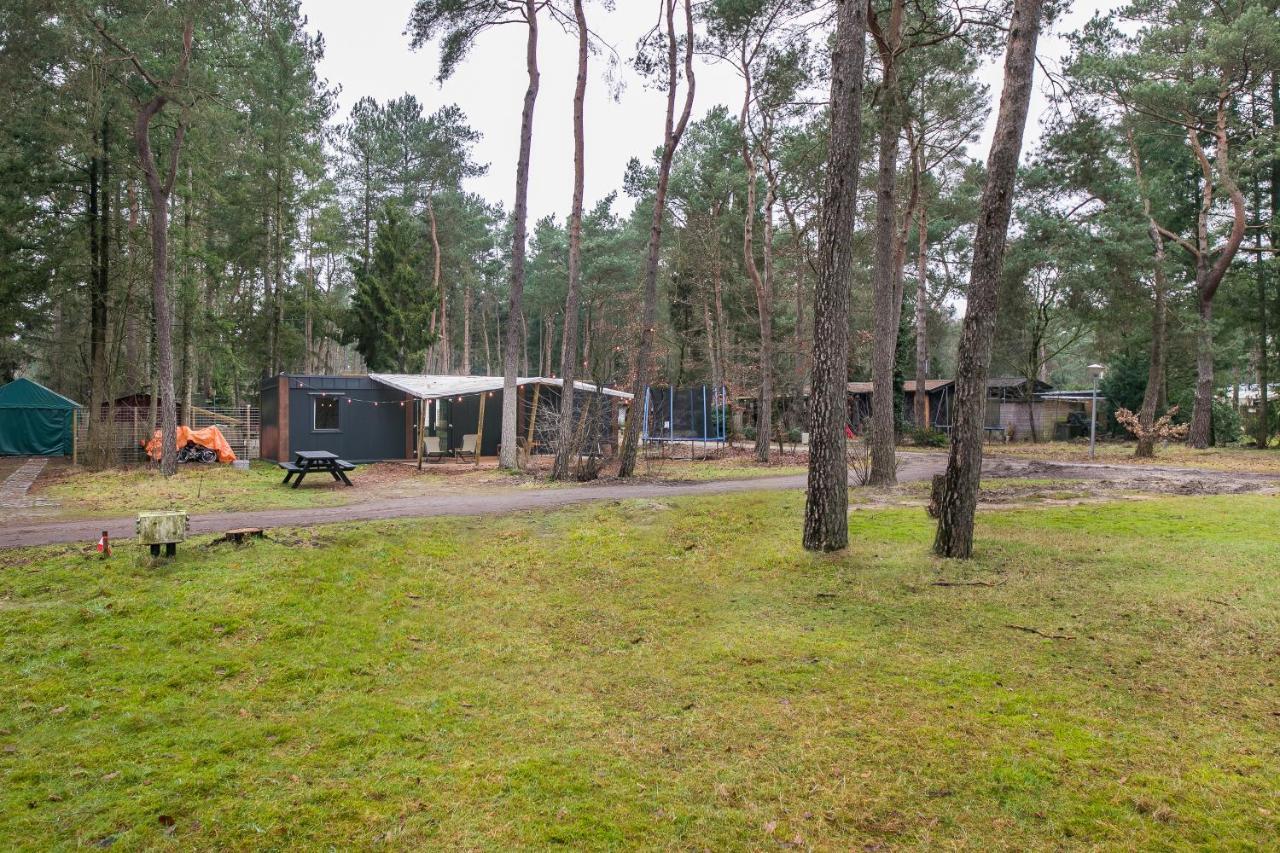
143,425,237,463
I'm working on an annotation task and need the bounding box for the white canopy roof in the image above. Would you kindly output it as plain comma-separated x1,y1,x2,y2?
370,374,632,401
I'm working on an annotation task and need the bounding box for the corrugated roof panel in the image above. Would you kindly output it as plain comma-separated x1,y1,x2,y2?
369,374,632,401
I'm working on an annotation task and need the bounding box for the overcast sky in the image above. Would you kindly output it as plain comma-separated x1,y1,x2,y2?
300,1,1107,223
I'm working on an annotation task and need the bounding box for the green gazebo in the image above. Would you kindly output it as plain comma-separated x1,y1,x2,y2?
0,378,83,457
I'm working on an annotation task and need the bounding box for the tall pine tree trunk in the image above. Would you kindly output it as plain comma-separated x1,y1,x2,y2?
802,0,866,551
426,197,445,372
462,282,472,374
740,77,773,463
933,0,1043,558
868,0,904,486
913,202,929,429
88,114,112,465
618,0,697,478
553,0,589,480
500,0,541,469
1131,135,1169,458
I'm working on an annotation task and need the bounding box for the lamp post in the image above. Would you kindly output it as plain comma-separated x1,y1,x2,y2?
1087,363,1106,460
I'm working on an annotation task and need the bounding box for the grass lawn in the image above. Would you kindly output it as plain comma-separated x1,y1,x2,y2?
29,456,809,519
636,454,808,481
35,461,359,517
3,493,1278,849
985,440,1280,475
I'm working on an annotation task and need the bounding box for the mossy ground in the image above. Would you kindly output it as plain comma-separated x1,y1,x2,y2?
3,491,1278,849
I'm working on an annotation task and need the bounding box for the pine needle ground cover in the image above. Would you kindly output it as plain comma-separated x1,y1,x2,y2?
2,493,1278,849
984,442,1280,476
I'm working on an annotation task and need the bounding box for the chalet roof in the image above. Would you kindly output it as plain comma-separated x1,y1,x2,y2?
846,379,954,394
987,376,1052,390
847,378,1052,395
369,374,632,401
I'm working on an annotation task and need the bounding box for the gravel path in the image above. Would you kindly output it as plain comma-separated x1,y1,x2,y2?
2,453,1273,549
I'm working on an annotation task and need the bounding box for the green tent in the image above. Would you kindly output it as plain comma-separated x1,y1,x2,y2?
0,378,82,456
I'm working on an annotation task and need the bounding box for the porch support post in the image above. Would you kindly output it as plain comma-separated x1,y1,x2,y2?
475,391,487,466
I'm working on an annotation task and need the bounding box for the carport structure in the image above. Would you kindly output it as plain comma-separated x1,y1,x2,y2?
260,373,631,466
370,374,632,466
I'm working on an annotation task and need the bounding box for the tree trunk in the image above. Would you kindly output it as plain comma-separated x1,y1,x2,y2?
462,282,473,373
553,0,589,480
425,197,445,372
1127,130,1168,458
740,76,773,463
802,0,867,551
618,0,697,478
1189,288,1216,447
1266,70,1279,448
1186,102,1247,448
868,0,904,486
521,312,529,376
482,297,493,374
500,0,541,469
88,114,112,464
304,213,315,374
133,22,192,477
1136,229,1168,459
933,0,1043,558
913,202,929,429
703,297,719,393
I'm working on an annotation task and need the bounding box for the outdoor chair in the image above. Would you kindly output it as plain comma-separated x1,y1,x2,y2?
422,435,447,463
456,433,478,462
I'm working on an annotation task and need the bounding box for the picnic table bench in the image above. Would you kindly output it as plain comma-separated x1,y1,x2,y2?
279,450,356,488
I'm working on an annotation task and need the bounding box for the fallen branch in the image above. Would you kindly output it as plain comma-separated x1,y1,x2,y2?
1004,624,1075,640
933,579,1005,588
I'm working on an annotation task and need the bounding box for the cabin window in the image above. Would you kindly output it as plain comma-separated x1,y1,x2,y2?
313,395,340,431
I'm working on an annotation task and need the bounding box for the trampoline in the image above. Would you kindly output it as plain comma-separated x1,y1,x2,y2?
640,385,727,456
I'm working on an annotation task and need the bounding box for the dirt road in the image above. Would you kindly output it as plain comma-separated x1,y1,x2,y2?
2,453,1273,549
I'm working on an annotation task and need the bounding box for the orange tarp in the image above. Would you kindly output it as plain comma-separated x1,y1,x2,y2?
144,425,237,463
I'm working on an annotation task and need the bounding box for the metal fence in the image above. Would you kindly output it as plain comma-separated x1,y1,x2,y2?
75,405,260,465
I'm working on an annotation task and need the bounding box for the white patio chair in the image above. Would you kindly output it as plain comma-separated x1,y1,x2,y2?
422,435,447,463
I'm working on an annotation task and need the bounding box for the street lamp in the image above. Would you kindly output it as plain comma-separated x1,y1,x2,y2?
1087,363,1106,460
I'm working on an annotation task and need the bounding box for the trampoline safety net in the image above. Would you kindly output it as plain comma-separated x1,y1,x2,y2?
641,386,728,442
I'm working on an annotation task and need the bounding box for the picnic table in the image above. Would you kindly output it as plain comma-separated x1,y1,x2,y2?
278,450,355,489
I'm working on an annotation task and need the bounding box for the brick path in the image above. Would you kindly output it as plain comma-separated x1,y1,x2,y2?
0,457,50,509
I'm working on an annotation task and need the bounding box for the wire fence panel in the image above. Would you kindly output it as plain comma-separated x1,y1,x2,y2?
75,406,260,466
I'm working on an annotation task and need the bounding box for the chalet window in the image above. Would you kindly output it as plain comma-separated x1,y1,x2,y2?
313,395,340,431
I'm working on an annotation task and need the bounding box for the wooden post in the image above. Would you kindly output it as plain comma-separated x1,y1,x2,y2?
71,409,78,466
475,391,487,466
417,398,426,470
526,383,541,448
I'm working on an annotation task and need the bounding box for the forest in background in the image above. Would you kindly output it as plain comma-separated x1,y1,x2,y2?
3,0,1279,457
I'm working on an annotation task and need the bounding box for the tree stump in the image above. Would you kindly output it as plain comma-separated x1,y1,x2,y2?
223,528,265,545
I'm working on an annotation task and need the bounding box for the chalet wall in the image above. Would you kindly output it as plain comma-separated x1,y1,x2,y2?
998,399,1083,441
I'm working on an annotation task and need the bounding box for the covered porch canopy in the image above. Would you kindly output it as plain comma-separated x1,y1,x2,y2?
370,374,631,402
369,374,632,460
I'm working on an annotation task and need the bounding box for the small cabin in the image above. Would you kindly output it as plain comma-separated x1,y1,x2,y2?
259,373,631,463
